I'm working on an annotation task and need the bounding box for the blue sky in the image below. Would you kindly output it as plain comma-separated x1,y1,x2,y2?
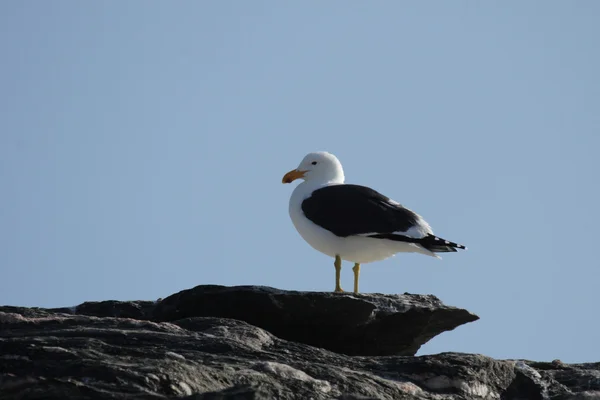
1,2,599,363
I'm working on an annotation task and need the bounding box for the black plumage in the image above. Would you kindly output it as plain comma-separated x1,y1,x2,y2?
301,184,418,236
301,184,466,253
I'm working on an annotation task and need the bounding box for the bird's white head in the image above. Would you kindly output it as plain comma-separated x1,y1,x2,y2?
282,151,345,185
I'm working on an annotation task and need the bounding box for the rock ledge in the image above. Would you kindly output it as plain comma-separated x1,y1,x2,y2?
2,286,596,399
150,285,479,356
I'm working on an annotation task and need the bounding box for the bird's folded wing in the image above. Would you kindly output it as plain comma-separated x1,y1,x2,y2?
301,184,420,237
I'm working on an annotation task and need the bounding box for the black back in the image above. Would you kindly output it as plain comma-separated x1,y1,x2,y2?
301,184,419,237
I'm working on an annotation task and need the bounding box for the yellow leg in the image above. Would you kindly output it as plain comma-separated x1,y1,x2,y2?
334,255,344,292
352,263,360,294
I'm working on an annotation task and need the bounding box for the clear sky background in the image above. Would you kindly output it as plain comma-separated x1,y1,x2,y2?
1,2,599,363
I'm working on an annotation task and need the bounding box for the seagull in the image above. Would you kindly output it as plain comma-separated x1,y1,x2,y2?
282,151,466,294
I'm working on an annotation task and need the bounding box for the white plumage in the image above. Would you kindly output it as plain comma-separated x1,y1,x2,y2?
282,151,466,293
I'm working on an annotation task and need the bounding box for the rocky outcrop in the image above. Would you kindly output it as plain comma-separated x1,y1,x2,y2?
50,285,478,357
152,285,478,357
1,285,597,399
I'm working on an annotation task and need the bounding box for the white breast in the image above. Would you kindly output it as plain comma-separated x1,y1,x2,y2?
288,182,341,258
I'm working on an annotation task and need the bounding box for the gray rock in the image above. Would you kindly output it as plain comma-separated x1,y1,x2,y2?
156,285,479,356
48,285,478,357
1,286,598,399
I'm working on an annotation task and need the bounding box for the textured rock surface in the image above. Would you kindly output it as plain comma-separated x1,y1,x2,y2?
150,285,479,357
44,285,477,357
1,286,598,399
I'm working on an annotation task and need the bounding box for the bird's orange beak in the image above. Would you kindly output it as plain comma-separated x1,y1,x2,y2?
282,169,306,184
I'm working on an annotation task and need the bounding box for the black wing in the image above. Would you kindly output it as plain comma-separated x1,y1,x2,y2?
301,184,419,237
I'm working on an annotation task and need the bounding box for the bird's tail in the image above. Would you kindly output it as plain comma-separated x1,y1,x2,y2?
366,233,467,254
417,234,467,253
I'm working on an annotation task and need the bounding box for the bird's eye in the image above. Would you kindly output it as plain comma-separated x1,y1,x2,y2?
311,161,317,165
